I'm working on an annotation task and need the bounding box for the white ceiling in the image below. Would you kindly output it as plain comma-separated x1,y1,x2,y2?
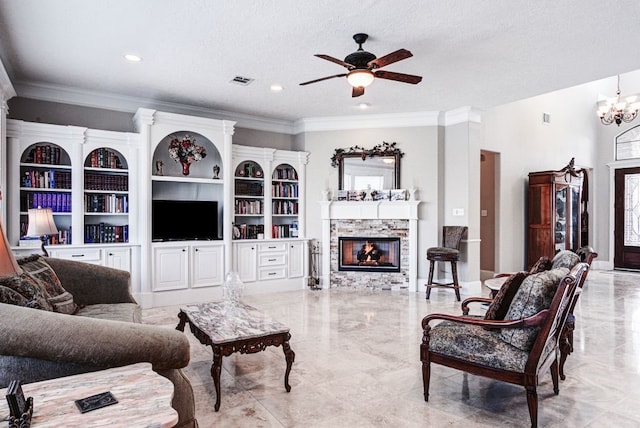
1,0,640,125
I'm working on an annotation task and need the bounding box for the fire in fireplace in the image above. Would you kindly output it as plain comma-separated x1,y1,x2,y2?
338,237,401,272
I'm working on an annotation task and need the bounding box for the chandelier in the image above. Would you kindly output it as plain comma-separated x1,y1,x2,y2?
597,75,640,126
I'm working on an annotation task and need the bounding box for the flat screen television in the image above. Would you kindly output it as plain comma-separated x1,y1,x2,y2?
152,199,219,241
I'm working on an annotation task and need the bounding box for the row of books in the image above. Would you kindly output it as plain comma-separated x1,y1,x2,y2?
85,194,129,213
19,227,71,245
84,224,129,243
235,199,263,215
272,223,298,239
23,192,71,212
234,224,264,240
235,181,263,197
84,172,128,191
273,167,298,180
25,145,64,165
272,182,298,198
22,170,72,189
272,200,298,215
87,148,125,169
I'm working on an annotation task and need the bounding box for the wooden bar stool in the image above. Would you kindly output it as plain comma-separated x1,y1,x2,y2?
425,226,467,301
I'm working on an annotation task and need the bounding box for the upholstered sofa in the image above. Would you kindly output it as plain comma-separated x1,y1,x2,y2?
0,255,198,428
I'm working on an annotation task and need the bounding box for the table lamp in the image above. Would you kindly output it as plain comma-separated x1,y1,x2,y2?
26,207,58,257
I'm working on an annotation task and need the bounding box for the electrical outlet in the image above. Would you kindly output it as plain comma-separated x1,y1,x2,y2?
453,208,464,216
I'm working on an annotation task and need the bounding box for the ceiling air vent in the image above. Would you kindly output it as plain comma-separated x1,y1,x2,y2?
230,76,254,86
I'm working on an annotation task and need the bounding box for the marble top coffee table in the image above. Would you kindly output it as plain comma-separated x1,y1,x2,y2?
176,301,295,411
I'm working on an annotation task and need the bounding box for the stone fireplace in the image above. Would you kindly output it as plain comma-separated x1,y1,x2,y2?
320,200,420,291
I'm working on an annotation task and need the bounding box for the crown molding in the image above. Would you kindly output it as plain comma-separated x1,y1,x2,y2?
13,80,483,135
293,111,443,134
0,61,16,102
13,80,294,134
444,106,483,125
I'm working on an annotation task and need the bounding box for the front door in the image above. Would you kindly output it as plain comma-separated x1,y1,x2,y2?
614,167,640,270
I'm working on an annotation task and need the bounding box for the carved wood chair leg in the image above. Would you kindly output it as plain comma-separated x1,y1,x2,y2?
426,260,435,300
451,261,461,301
526,387,538,428
559,315,575,380
550,360,560,395
421,360,430,401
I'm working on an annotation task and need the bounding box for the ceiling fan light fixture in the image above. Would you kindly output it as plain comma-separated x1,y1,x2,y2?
347,70,374,88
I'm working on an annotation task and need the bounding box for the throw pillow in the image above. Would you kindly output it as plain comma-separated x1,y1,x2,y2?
0,272,53,311
17,255,79,314
17,255,66,296
0,285,30,307
551,250,580,270
484,272,528,321
47,291,78,315
529,256,552,274
500,267,569,351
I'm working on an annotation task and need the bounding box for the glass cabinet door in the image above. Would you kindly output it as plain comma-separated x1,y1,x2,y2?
570,186,581,251
554,186,567,251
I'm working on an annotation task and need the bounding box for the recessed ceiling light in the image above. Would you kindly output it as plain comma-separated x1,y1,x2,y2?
124,54,142,62
358,103,370,109
270,84,284,92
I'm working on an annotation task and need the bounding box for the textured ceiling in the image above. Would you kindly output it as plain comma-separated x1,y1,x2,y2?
1,0,640,123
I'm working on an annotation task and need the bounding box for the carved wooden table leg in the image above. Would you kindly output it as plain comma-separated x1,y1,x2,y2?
175,311,187,331
211,346,223,412
282,333,295,392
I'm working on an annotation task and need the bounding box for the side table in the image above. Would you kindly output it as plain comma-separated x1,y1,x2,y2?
483,276,508,299
0,363,178,428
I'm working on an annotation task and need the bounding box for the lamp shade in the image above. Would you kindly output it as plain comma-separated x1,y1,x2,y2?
347,70,374,88
26,208,58,237
0,217,21,275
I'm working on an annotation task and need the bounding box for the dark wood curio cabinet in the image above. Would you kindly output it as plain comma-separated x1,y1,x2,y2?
527,158,586,268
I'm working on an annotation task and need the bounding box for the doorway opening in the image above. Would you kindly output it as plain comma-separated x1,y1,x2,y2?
480,150,499,280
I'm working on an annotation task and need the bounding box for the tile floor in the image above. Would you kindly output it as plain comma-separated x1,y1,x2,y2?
142,270,640,427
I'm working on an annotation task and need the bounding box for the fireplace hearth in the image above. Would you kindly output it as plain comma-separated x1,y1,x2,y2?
338,237,401,273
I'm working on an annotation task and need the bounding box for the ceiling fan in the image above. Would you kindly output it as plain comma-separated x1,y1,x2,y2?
299,33,422,97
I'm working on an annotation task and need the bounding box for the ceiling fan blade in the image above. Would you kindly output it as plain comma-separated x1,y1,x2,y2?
315,54,354,69
368,49,413,69
374,70,422,84
352,86,365,97
299,73,347,86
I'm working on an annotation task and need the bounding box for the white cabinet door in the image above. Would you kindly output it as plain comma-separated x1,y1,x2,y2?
153,245,189,291
191,244,224,288
288,240,305,278
233,242,257,283
105,247,131,272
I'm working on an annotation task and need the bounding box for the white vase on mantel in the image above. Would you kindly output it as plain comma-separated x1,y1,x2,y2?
409,187,418,201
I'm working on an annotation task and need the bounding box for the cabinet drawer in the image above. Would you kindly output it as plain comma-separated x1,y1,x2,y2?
258,253,286,267
258,267,286,281
51,248,103,263
258,242,286,253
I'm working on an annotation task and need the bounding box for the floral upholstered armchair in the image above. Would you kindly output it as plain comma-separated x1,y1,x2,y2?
420,261,589,428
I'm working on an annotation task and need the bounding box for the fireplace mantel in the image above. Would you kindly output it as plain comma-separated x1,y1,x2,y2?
320,200,421,291
320,200,420,221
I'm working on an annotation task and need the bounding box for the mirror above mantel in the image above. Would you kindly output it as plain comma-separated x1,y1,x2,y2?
332,142,403,190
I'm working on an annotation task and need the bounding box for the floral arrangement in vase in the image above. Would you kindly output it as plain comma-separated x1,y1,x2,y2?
168,134,207,175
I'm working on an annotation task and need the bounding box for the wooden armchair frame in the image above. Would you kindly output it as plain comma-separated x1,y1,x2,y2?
421,263,589,428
